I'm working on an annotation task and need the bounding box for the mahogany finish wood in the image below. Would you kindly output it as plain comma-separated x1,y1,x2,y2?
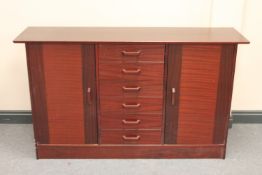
99,63,164,81
100,97,163,114
100,130,161,144
165,44,182,144
82,45,98,143
37,144,225,159
213,45,238,145
100,113,162,129
14,27,249,44
97,43,165,145
99,80,163,97
42,43,85,144
177,45,221,144
15,27,249,159
25,43,49,144
98,44,165,62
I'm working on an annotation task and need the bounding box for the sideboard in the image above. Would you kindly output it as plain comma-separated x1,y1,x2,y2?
14,27,249,159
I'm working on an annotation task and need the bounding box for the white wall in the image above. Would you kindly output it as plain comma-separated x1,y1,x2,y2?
231,0,262,110
0,0,260,110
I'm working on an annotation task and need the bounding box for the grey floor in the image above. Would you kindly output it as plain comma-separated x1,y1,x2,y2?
0,124,262,175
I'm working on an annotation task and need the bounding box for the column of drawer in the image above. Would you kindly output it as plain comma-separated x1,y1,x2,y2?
97,44,165,144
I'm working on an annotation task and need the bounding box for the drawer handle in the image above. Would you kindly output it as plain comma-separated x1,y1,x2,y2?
122,103,141,108
122,68,141,74
122,119,141,124
122,86,141,91
121,50,141,56
122,135,141,141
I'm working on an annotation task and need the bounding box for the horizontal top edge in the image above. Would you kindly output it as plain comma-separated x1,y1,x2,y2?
13,27,250,44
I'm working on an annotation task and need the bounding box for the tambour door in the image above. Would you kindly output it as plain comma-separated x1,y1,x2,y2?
26,43,97,144
165,44,237,144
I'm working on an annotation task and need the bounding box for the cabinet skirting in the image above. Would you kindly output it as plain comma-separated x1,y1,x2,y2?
37,144,225,159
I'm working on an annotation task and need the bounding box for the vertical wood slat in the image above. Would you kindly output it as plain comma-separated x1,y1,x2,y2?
82,45,98,143
25,43,49,144
213,45,238,144
164,44,182,144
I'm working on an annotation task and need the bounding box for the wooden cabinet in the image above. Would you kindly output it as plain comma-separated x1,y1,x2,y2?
14,27,249,158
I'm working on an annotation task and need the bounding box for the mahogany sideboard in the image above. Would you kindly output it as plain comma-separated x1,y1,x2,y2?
14,27,249,159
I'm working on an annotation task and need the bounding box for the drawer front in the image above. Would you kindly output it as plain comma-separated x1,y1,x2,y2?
100,130,161,144
97,44,165,144
100,114,162,129
100,97,163,114
98,44,165,62
99,80,163,97
99,63,163,81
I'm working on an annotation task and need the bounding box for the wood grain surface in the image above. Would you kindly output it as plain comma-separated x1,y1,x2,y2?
98,63,164,81
14,27,249,44
26,43,49,144
164,44,182,144
42,43,85,144
100,113,162,129
37,144,225,159
82,44,98,144
213,45,238,145
98,44,165,62
177,45,221,144
99,80,163,97
100,97,163,114
97,43,165,143
100,130,162,144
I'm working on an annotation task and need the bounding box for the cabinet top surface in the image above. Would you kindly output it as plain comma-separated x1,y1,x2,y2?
14,27,249,44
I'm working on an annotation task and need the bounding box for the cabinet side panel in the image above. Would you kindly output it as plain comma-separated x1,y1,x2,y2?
26,43,49,144
42,44,85,144
213,45,237,144
177,45,221,144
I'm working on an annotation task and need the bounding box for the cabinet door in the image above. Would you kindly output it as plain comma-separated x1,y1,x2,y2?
26,43,97,144
165,44,237,144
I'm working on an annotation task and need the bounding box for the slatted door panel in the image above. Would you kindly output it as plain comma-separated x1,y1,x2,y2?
42,43,85,144
177,45,221,144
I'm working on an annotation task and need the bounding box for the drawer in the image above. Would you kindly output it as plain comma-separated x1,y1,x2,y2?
99,63,163,81
98,44,165,62
100,130,162,144
100,97,163,114
100,114,162,129
99,80,163,97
